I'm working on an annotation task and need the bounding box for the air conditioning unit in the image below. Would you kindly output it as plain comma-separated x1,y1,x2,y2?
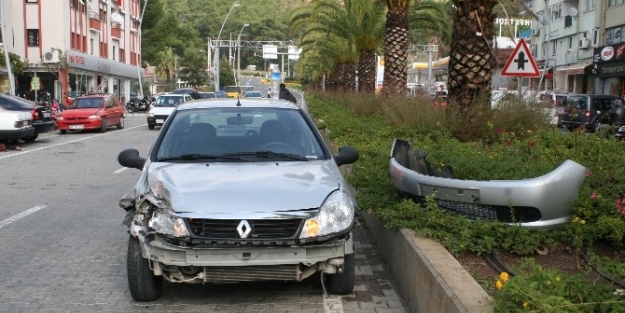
579,38,590,49
42,50,60,63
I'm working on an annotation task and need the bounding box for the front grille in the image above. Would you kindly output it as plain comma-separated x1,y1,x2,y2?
203,264,300,282
187,218,303,240
154,115,169,120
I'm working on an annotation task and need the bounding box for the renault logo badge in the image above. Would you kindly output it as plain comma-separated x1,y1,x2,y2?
237,220,252,238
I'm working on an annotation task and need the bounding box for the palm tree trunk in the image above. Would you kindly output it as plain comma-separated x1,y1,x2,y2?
342,62,355,92
358,49,376,94
448,1,497,108
383,1,410,96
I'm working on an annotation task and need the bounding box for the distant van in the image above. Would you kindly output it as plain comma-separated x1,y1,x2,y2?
560,94,622,132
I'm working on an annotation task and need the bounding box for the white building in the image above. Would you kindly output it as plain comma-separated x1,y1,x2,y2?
0,0,144,105
527,0,625,98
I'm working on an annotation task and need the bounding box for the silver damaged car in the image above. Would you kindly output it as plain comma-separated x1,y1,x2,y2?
117,98,359,301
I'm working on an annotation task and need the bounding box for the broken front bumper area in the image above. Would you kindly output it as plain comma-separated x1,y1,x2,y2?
139,233,354,284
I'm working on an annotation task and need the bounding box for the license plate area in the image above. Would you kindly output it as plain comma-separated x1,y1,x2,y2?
69,125,84,130
419,184,480,203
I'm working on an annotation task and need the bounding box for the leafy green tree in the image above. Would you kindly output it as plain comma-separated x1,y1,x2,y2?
178,47,209,88
219,56,236,88
155,48,176,85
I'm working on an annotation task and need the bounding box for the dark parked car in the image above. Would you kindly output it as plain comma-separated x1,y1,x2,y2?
198,92,216,99
171,88,195,96
560,94,622,132
214,90,227,98
0,94,55,142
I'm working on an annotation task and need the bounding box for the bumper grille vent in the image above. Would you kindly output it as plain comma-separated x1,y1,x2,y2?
203,264,300,282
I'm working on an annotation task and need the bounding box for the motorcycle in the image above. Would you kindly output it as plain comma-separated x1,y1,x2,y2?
126,95,150,113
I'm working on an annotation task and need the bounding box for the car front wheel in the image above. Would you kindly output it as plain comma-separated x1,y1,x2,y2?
127,236,162,301
100,118,107,132
325,253,355,295
21,132,39,142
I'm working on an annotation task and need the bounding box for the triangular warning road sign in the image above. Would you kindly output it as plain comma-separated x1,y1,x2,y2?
501,39,540,77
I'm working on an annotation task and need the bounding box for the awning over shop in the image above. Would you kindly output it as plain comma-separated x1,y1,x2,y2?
555,62,591,75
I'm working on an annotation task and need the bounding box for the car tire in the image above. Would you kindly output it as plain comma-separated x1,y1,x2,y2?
100,118,107,133
127,236,163,302
148,124,155,130
59,130,67,135
21,132,39,143
325,253,355,295
117,117,125,129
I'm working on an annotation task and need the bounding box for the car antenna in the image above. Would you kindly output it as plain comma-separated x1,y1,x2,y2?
236,91,241,106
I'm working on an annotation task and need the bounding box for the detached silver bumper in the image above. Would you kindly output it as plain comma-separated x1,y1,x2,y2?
142,235,353,267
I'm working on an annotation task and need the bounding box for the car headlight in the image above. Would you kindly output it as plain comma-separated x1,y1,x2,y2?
148,211,190,237
56,116,64,121
148,112,154,117
300,191,355,239
88,114,100,120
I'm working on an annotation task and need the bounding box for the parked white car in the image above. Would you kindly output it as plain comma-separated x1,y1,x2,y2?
0,107,35,143
146,94,193,130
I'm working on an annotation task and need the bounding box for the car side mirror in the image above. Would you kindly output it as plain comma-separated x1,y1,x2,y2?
334,146,359,167
118,149,146,170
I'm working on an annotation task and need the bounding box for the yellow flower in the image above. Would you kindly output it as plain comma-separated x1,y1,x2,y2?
523,301,530,308
580,220,586,225
555,276,561,282
495,280,503,290
499,272,509,282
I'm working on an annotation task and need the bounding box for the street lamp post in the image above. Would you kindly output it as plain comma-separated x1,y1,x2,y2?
214,0,240,91
236,23,249,86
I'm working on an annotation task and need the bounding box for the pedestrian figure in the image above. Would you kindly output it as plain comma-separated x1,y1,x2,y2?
278,83,297,104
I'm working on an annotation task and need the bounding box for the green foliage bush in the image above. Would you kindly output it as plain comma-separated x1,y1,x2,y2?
307,91,625,311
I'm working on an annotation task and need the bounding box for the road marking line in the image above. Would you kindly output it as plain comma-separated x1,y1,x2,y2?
113,167,129,174
0,205,47,229
0,125,146,160
323,294,344,313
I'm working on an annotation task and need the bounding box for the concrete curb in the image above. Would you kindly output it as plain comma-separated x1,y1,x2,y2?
359,210,493,313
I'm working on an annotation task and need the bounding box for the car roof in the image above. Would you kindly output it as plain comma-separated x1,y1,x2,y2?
175,98,299,111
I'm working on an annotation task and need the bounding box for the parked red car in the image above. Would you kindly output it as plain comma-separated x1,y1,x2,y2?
55,94,125,134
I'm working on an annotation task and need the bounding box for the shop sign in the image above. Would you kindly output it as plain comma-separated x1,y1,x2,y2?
596,60,625,78
593,42,625,64
69,55,85,65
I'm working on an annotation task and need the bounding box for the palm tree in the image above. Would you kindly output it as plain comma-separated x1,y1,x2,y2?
154,48,176,84
448,0,498,108
290,0,385,93
382,0,411,96
408,0,453,56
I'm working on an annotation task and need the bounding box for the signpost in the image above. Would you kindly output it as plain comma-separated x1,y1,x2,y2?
501,39,540,97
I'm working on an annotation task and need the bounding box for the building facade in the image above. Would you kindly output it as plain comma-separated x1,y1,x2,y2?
526,0,625,98
0,0,144,105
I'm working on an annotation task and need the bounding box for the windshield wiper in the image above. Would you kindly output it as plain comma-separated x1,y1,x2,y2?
158,154,218,162
251,151,308,161
159,153,252,162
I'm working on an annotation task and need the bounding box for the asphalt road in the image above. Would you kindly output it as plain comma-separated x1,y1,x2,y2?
0,112,408,312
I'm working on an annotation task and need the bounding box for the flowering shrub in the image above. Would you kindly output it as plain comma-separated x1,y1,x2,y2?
306,91,625,311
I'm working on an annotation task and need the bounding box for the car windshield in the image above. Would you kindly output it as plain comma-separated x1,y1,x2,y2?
0,95,37,110
72,98,103,109
154,96,183,107
155,107,328,162
224,86,240,93
243,91,262,98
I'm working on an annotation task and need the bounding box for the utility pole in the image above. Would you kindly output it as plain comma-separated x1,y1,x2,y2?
0,0,16,95
236,23,249,86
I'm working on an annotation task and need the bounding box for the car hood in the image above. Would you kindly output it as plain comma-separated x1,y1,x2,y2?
61,108,103,117
149,107,176,115
145,161,341,217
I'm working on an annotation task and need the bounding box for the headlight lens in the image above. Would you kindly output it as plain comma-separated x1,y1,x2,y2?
88,114,100,120
148,211,190,237
300,191,355,239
